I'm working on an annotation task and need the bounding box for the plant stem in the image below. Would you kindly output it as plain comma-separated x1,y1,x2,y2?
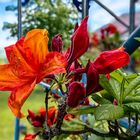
43,88,51,140
61,125,117,138
55,97,67,129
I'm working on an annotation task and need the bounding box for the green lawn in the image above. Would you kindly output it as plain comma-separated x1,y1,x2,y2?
0,85,45,140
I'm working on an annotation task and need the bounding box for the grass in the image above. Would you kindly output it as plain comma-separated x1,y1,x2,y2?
0,85,46,140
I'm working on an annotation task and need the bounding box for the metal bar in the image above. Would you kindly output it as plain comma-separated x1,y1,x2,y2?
129,0,136,34
82,0,89,19
39,82,63,96
93,0,129,29
126,0,136,73
17,0,22,39
14,0,22,140
123,25,140,55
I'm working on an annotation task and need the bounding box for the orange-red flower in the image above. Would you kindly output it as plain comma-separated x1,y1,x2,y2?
0,29,67,118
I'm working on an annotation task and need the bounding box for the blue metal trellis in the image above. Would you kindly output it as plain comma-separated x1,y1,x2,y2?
14,0,22,140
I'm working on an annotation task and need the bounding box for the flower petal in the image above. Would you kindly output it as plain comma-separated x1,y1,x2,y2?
93,48,130,74
38,52,67,83
86,62,99,95
48,107,57,126
0,64,25,91
67,82,86,108
8,79,36,118
23,29,49,67
24,133,38,140
5,43,35,78
68,16,89,64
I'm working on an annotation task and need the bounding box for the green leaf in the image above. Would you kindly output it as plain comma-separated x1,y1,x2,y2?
110,69,124,83
100,90,114,102
135,37,140,42
124,102,140,113
87,114,95,128
124,76,140,97
110,77,121,98
99,75,119,101
126,73,138,81
91,94,112,104
119,78,126,104
94,104,124,121
135,90,140,96
123,96,140,103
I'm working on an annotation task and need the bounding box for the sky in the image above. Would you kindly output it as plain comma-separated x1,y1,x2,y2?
0,0,140,57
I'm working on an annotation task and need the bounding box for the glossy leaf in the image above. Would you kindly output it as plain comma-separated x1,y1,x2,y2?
94,104,124,121
99,75,119,101
123,96,140,103
91,94,111,104
124,76,140,97
124,102,140,114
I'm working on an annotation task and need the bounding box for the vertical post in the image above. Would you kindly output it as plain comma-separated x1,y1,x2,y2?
18,0,22,39
82,0,89,19
14,0,22,140
127,0,136,72
129,0,136,34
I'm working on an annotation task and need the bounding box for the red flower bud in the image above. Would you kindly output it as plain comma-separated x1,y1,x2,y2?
91,33,99,47
68,16,89,64
113,99,118,106
67,82,86,108
86,61,99,95
101,28,105,40
93,48,130,74
74,22,79,32
69,60,83,82
105,24,118,34
51,34,63,52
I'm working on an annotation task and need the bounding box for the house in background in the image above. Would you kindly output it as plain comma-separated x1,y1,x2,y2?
108,12,140,39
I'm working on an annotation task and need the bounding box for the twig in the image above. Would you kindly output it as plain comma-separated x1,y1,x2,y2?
42,88,51,140
61,126,115,137
55,97,67,129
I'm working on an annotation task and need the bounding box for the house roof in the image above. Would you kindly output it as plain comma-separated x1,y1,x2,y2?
111,12,140,34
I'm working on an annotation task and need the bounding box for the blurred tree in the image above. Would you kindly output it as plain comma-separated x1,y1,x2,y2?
3,0,78,47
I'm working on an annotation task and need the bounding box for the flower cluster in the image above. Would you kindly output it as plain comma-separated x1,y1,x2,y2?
27,107,74,128
0,16,130,139
91,24,121,50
